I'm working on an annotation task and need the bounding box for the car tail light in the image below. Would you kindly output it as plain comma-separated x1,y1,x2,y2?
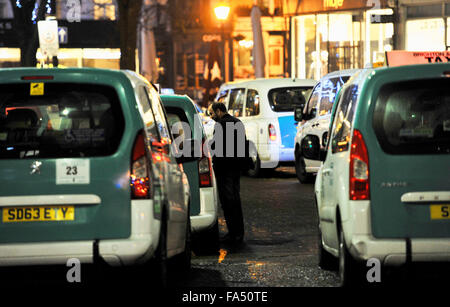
349,129,370,201
268,124,277,141
199,139,213,187
131,132,151,199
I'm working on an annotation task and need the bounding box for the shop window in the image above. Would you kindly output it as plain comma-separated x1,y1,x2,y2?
94,0,116,21
406,18,445,51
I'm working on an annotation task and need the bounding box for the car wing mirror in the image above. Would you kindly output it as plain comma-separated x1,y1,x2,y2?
301,135,326,161
294,106,303,122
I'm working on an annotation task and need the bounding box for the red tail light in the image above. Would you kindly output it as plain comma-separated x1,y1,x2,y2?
199,139,213,187
349,129,370,200
131,132,151,199
268,124,277,141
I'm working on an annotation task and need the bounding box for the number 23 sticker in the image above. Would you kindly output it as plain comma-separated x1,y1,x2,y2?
56,159,90,184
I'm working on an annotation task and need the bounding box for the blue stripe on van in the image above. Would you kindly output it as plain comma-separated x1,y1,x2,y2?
278,115,296,149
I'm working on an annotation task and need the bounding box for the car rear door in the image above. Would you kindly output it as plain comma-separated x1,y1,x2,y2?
363,68,450,239
0,71,136,243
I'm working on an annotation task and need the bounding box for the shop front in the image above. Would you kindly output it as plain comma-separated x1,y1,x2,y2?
232,15,288,80
400,1,450,52
289,0,394,80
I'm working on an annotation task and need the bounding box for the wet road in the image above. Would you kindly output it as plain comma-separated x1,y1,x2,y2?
1,166,449,289
183,166,340,287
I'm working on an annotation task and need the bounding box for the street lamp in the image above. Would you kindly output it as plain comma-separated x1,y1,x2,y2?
213,4,231,82
214,5,230,21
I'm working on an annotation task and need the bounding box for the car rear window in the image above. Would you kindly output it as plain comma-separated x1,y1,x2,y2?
0,83,125,159
268,87,313,112
373,78,450,155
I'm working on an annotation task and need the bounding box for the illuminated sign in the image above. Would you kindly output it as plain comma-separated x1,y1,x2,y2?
324,0,344,9
386,51,450,67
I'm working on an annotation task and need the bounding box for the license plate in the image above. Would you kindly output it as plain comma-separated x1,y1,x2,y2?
430,205,450,220
2,206,75,223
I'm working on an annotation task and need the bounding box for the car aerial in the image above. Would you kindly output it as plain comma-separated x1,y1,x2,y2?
294,69,360,183
215,78,316,177
161,94,219,254
302,63,450,286
0,68,192,284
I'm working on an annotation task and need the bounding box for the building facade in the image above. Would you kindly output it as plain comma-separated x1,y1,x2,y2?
0,0,120,68
288,0,394,80
397,0,450,52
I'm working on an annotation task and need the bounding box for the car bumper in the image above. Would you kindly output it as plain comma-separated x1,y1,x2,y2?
0,200,160,267
258,144,292,167
191,186,218,233
344,201,450,266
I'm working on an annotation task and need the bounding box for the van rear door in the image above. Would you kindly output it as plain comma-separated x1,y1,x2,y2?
368,76,450,239
0,80,132,244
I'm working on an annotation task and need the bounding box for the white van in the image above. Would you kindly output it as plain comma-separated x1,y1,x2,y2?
215,78,316,176
293,69,360,183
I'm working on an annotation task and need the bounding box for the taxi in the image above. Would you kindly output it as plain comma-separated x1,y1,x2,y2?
0,68,192,281
303,63,450,285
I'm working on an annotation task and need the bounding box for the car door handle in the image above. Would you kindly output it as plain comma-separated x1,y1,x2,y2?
322,169,332,176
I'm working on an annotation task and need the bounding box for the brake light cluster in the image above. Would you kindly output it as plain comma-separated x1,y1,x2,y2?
199,139,213,187
349,129,370,200
268,124,277,141
131,132,151,199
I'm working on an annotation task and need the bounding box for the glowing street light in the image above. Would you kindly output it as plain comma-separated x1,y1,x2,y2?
214,5,230,21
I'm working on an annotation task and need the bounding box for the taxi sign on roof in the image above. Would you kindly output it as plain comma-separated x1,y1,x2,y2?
386,51,450,67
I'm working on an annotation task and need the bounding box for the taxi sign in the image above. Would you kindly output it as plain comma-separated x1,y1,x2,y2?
386,51,450,67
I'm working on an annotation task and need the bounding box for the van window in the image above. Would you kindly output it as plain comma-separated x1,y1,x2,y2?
0,83,124,159
145,87,172,144
373,79,450,155
331,85,359,153
319,76,350,116
228,88,245,117
137,87,160,144
165,106,192,150
268,87,313,112
246,89,260,116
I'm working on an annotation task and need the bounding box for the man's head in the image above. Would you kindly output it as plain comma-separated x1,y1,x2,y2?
210,102,228,120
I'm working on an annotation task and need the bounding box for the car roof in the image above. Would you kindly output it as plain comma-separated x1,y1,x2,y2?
160,94,198,111
319,68,362,79
0,67,153,88
219,78,317,90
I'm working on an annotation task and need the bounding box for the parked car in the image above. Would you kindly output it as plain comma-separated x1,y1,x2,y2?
304,63,450,286
161,94,219,254
0,68,192,282
215,78,316,176
294,69,360,183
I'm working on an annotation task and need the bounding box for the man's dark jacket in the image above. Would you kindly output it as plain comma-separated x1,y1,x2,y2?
211,114,252,172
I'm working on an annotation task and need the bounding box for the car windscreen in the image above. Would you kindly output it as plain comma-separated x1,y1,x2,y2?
268,87,313,112
373,78,450,155
0,83,125,159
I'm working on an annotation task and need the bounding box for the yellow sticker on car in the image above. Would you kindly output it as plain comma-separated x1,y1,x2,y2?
430,205,450,220
2,206,74,223
30,82,44,96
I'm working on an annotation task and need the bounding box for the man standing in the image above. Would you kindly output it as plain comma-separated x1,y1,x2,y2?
209,102,246,244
